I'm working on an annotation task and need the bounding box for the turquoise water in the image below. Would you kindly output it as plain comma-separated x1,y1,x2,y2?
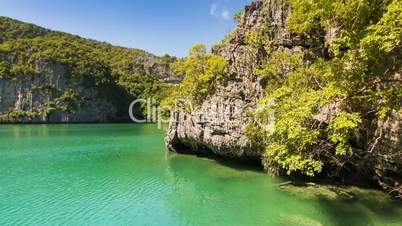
0,124,401,226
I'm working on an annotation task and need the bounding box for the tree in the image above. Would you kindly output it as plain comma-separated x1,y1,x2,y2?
248,0,401,177
163,44,227,109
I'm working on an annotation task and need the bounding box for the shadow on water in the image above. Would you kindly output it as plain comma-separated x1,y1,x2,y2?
310,186,402,226
317,196,372,226
167,150,264,173
166,146,402,226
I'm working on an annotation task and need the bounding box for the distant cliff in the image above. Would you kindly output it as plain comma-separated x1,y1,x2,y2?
166,0,401,197
0,16,177,123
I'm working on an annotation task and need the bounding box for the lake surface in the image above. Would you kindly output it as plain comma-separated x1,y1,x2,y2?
0,124,401,226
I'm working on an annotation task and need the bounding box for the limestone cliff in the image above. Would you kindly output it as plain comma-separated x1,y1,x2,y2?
1,60,117,123
166,0,322,160
0,16,175,123
166,0,402,197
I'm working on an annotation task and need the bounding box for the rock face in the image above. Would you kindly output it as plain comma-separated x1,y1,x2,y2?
166,85,262,160
369,72,402,197
166,0,402,197
0,57,173,123
166,0,321,160
0,17,176,123
0,60,116,123
166,0,268,160
372,109,402,197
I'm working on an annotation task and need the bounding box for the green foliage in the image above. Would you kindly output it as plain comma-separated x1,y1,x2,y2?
248,0,401,177
212,29,237,50
287,0,391,51
327,112,362,155
257,57,345,175
0,16,53,41
233,11,244,24
0,16,177,118
360,0,401,54
255,51,304,81
188,44,207,58
264,143,324,177
6,109,41,121
245,25,271,49
253,51,337,176
54,89,80,113
0,59,10,77
30,84,57,93
165,44,228,108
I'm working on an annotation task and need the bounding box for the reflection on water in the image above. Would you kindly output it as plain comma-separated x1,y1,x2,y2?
0,124,401,226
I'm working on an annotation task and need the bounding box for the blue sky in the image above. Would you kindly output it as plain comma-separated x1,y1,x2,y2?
0,0,251,57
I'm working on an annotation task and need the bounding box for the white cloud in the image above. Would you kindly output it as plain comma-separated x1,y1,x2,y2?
210,2,231,21
210,3,218,16
221,9,230,20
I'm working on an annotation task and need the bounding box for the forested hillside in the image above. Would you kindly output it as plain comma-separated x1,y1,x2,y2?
0,16,177,122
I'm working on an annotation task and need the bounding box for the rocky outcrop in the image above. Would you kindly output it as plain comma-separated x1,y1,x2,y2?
166,0,402,197
370,72,402,197
166,0,268,160
0,53,177,123
372,109,402,198
166,82,263,160
166,0,321,160
0,55,174,123
0,17,176,123
0,60,118,123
